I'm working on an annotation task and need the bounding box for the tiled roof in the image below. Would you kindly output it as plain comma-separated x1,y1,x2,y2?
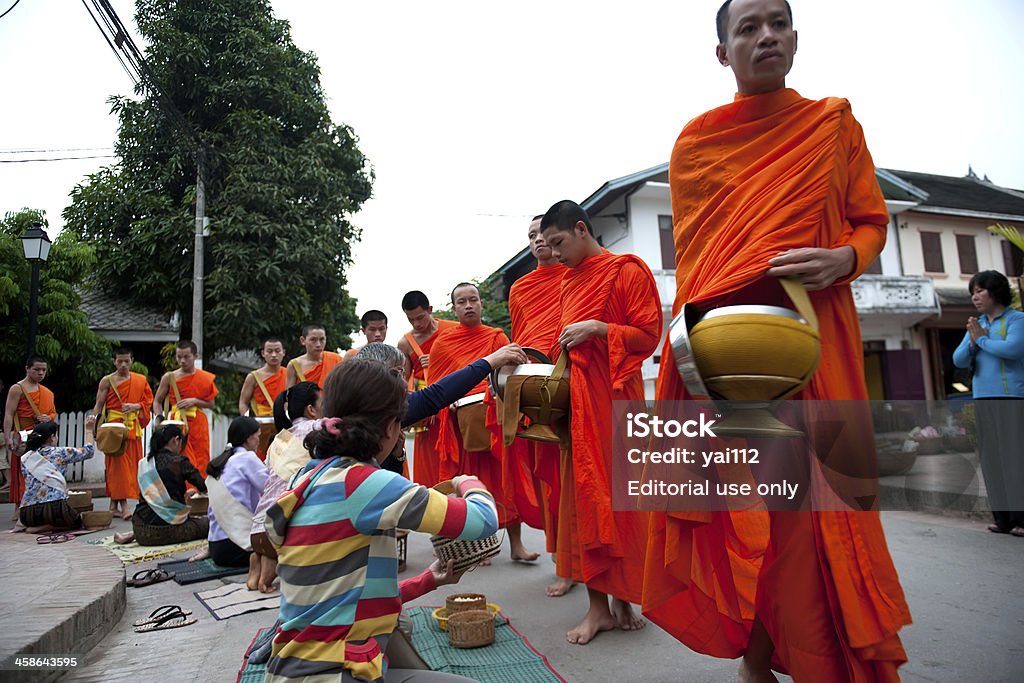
79,289,179,335
883,169,1024,217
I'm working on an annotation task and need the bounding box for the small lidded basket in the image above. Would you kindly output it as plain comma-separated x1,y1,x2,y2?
429,481,501,573
447,609,496,648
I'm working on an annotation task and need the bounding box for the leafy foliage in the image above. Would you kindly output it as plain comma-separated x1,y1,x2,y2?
0,209,113,409
64,0,372,358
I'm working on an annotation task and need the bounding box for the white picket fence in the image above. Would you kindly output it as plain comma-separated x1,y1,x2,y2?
56,410,231,484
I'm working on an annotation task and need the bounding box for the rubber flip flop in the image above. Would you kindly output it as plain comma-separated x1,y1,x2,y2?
37,532,76,544
127,568,176,587
133,605,194,627
133,606,196,633
1010,527,1024,537
988,524,1010,534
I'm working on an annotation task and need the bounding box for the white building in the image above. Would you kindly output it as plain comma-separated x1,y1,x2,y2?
494,165,1024,400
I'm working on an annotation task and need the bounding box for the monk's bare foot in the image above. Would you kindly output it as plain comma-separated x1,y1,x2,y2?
610,598,646,631
510,542,540,563
738,660,780,683
188,547,210,562
114,531,135,544
258,557,278,593
566,609,615,645
546,577,576,597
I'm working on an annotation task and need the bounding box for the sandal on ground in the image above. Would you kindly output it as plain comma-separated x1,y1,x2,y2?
132,605,194,627
1010,527,1024,537
132,606,196,633
127,568,176,588
37,532,76,544
987,524,1010,534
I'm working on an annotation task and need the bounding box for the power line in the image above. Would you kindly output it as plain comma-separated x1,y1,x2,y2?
0,155,117,163
0,147,114,154
0,0,22,21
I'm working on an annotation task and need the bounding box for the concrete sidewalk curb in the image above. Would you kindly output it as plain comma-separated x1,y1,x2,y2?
0,534,126,683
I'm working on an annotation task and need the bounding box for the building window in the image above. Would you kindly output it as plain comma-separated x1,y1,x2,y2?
1003,240,1024,277
658,214,675,270
921,231,944,273
955,234,978,274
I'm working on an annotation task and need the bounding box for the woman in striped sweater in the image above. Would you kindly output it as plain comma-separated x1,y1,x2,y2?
264,359,498,683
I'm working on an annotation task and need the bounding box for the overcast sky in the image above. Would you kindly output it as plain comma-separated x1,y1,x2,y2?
2,0,1022,348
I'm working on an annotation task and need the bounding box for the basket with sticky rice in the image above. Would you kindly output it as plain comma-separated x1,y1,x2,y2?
490,347,570,446
429,481,501,572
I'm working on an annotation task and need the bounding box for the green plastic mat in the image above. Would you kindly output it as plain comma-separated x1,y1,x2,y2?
235,608,565,683
157,557,247,585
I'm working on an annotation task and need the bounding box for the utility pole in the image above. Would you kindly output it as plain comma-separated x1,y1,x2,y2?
192,162,206,368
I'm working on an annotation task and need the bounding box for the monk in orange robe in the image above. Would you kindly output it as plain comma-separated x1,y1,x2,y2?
429,282,539,563
3,355,57,516
238,337,287,459
540,200,663,645
89,347,153,519
154,340,219,477
397,290,457,488
642,2,911,681
285,323,343,389
509,215,574,597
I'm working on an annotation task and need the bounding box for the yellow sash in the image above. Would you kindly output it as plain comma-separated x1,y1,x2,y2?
250,371,275,416
105,375,143,440
288,358,307,383
165,374,198,435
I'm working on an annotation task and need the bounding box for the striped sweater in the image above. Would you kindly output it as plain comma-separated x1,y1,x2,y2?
264,456,498,682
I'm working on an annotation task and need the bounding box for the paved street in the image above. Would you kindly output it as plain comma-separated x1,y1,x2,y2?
3,501,1021,682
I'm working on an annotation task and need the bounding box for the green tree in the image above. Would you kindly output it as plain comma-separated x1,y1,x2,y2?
0,209,113,409
64,0,372,358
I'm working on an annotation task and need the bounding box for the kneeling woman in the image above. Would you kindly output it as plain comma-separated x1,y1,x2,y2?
265,360,498,683
19,416,97,531
132,424,209,545
205,416,268,581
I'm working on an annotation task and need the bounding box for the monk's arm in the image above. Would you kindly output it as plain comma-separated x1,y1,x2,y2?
89,378,110,417
834,110,888,284
153,374,170,418
3,385,21,440
613,263,663,355
285,362,297,388
238,374,256,415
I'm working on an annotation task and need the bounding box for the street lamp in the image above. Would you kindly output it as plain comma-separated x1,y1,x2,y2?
20,221,52,358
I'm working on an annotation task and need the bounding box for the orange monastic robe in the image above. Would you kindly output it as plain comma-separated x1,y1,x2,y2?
103,372,153,500
555,252,662,603
408,319,457,489
428,323,521,528
643,89,911,681
250,368,286,459
291,351,343,389
166,369,219,477
509,263,569,552
10,384,56,505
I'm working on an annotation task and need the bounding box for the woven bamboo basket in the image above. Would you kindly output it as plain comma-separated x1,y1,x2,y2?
68,490,92,509
432,603,501,631
188,494,209,516
446,593,486,614
81,510,113,530
429,481,501,573
447,609,495,648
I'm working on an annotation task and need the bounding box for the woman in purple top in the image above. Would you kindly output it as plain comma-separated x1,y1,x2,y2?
205,416,269,587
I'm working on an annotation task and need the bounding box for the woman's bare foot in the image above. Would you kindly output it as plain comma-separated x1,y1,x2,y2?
188,546,210,562
545,577,576,597
610,598,646,631
566,605,616,645
258,556,278,593
114,531,135,544
246,553,260,591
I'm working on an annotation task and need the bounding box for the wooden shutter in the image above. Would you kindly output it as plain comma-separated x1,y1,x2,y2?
1002,240,1024,277
955,234,978,274
920,232,944,273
